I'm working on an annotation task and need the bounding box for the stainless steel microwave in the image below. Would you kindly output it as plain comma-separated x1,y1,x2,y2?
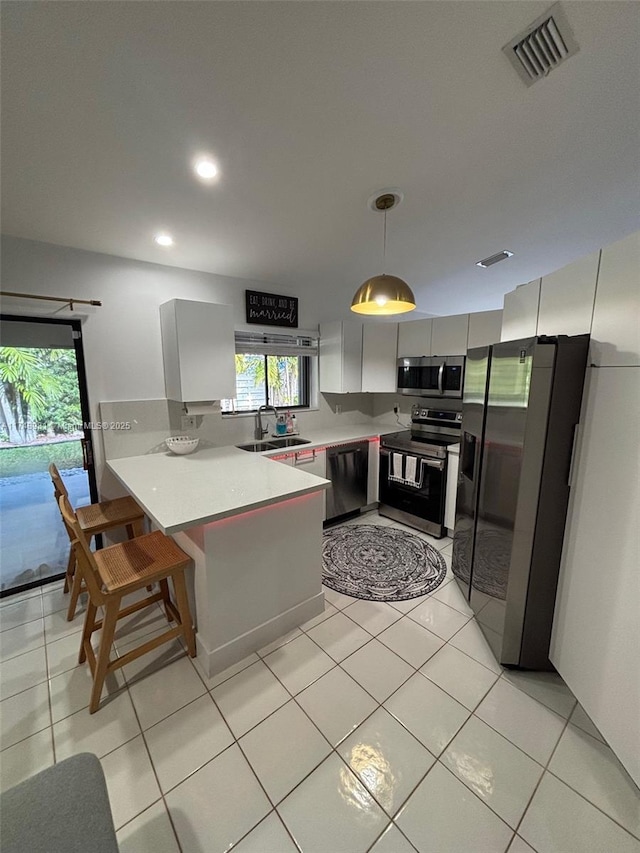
396,355,466,398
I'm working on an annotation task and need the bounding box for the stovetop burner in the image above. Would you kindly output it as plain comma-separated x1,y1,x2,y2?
381,429,460,458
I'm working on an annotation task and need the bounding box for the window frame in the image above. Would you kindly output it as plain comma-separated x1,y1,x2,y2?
221,348,314,416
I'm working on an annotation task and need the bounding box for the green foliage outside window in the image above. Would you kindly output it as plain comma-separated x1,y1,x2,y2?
0,347,82,444
224,353,302,412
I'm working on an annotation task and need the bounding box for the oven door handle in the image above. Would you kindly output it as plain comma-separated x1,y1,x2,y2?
437,363,444,394
380,448,444,471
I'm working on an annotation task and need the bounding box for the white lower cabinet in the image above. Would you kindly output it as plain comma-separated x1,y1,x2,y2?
279,448,327,520
367,439,380,504
444,449,459,532
272,453,294,466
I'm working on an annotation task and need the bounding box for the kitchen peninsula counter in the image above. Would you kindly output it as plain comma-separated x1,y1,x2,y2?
108,446,330,676
107,445,330,535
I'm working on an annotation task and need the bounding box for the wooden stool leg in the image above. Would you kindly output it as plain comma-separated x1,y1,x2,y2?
159,579,173,622
63,547,74,593
66,552,83,622
126,518,145,540
173,570,196,658
79,600,97,664
89,600,119,714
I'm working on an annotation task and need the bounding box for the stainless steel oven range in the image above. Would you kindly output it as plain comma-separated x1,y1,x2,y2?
379,406,461,538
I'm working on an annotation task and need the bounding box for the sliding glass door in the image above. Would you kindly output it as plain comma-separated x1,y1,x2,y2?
0,316,97,597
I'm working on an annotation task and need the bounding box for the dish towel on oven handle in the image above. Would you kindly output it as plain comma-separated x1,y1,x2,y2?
390,452,404,482
404,455,419,486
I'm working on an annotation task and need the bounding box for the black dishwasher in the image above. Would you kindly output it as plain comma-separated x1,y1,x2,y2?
325,442,369,521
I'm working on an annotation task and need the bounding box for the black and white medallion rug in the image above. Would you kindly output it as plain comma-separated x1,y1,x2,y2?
322,524,447,602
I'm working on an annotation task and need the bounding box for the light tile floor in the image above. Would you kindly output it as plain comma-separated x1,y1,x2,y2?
1,510,639,852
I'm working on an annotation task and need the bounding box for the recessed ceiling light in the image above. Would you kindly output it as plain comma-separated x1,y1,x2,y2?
154,233,174,247
194,158,218,181
476,250,514,269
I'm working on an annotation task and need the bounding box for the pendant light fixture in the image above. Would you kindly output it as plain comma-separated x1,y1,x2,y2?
351,192,416,316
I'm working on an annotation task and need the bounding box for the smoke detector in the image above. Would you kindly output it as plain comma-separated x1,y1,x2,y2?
503,3,579,87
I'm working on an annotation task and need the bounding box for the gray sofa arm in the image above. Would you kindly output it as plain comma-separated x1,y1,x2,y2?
0,752,118,853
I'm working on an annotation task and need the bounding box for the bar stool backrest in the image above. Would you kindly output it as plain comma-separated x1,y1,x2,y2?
58,494,106,605
49,462,70,503
49,462,76,541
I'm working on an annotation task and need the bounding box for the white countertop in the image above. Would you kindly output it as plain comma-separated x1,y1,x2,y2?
108,445,332,534
107,422,456,534
259,423,397,456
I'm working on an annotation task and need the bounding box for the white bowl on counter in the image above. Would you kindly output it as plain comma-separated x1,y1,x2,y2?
166,436,199,455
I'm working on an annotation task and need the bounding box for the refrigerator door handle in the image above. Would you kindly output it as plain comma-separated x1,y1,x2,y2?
567,423,580,488
437,363,444,394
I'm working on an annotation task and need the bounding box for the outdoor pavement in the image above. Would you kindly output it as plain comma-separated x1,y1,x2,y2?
0,468,90,593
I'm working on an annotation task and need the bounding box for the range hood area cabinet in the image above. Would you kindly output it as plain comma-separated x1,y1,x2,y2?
319,320,398,393
397,311,503,358
160,299,236,402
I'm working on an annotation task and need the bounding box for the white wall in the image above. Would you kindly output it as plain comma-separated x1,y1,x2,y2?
0,235,375,492
0,235,314,407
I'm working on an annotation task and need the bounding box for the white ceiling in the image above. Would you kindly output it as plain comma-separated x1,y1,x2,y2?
1,1,639,320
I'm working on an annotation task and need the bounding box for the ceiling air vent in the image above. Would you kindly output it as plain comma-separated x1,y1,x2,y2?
476,250,514,269
503,3,579,87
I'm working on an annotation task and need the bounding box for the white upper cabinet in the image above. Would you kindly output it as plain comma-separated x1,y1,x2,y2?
319,320,363,393
160,299,235,402
501,279,541,341
467,310,503,348
590,231,640,367
398,311,502,356
431,313,470,356
361,323,398,392
397,318,432,357
320,320,397,393
537,251,600,338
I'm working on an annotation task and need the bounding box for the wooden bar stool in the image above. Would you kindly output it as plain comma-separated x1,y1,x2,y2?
49,463,146,621
58,494,196,714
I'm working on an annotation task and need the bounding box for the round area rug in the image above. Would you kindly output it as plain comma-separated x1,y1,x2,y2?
322,524,447,602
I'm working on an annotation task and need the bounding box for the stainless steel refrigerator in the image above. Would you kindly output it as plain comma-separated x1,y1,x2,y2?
452,335,589,670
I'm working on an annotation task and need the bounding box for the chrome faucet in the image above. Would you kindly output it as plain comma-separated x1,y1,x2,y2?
255,405,278,440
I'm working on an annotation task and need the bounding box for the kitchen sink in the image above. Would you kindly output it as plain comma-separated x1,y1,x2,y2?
235,437,311,452
268,437,311,448
235,441,279,452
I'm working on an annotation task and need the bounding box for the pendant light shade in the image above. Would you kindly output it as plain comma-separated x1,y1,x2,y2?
351,274,416,315
351,191,416,316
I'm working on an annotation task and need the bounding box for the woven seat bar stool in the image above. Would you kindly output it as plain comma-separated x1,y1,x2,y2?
49,463,146,621
58,494,196,713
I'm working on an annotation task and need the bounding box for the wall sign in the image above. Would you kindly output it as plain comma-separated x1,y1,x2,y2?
245,290,298,328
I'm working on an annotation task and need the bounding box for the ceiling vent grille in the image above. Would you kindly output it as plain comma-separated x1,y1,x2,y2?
476,250,514,269
503,3,579,87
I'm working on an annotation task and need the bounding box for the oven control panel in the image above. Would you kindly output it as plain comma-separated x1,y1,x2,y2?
411,405,462,424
